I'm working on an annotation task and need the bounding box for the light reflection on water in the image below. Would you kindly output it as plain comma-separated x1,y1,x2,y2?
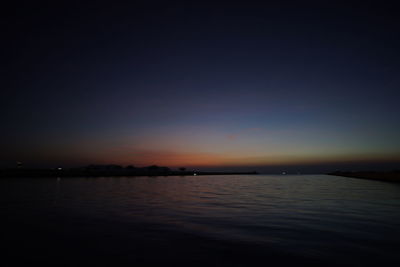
1,175,400,266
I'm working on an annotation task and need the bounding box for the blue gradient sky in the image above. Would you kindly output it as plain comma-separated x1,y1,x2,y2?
2,2,400,171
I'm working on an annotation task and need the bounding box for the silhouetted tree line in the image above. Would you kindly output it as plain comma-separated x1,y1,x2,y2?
83,164,172,172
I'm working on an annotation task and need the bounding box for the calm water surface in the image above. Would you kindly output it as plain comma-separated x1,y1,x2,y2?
1,175,400,266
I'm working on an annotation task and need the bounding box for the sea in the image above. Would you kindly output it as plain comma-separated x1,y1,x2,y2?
1,175,400,266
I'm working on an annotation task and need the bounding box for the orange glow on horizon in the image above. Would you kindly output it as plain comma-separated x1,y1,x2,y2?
80,149,400,168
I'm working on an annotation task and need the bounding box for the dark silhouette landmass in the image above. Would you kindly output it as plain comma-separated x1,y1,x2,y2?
328,170,400,183
0,164,258,178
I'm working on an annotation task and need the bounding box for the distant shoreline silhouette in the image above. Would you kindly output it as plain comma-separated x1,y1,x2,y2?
328,171,400,183
0,164,258,178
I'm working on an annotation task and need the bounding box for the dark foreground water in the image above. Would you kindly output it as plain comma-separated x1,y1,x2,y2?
1,175,400,266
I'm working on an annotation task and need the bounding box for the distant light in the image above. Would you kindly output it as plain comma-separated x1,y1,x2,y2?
282,171,286,175
194,173,197,176
57,167,62,170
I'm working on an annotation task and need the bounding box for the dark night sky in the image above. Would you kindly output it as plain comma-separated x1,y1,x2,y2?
2,1,400,172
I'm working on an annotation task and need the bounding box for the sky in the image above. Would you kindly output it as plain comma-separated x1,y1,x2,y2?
2,1,400,172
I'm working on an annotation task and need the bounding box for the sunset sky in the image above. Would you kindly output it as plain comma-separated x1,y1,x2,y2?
2,2,400,172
